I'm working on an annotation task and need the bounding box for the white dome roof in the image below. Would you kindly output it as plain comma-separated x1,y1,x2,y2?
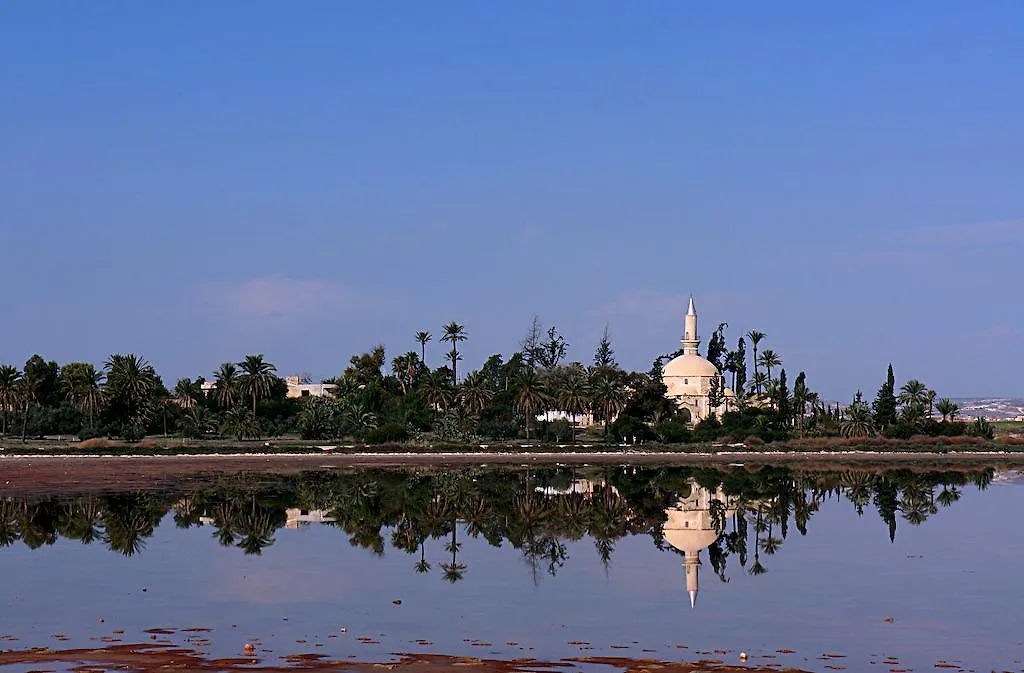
662,353,719,379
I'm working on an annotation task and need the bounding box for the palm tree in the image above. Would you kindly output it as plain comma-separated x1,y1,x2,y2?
514,369,549,440
238,354,278,413
757,349,781,384
221,407,261,441
440,322,467,384
61,363,105,429
935,398,956,422
422,371,455,415
590,372,626,436
0,365,22,436
898,379,928,405
746,331,766,393
556,366,591,442
459,372,493,415
181,406,217,438
391,352,421,396
415,331,432,365
173,377,202,409
213,363,241,409
104,354,161,438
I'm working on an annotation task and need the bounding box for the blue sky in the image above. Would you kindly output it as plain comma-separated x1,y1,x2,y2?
2,2,1021,399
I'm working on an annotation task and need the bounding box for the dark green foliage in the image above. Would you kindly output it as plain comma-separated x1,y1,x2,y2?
365,423,410,444
967,417,995,440
593,326,617,370
610,414,654,442
706,323,728,371
734,337,747,395
621,374,675,422
692,415,723,442
654,419,691,444
873,364,898,429
774,368,790,423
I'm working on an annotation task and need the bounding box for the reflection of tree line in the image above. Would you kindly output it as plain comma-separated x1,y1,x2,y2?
0,467,996,580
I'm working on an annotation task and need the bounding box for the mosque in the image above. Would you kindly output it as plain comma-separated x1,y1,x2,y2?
661,297,734,422
661,480,736,609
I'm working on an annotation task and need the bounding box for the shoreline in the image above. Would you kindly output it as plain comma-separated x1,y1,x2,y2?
1,450,1021,495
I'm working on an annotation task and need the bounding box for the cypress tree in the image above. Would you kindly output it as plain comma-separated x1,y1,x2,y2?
735,338,747,396
775,368,790,423
872,364,898,429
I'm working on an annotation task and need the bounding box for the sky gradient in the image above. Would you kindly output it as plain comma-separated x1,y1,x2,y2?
2,2,1022,398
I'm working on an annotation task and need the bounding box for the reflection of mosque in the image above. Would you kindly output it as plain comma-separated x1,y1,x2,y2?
662,480,736,609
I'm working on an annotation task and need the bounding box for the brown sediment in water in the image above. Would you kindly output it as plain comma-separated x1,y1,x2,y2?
0,453,1019,495
0,644,814,672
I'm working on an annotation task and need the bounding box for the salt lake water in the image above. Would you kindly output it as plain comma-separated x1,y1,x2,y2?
1,465,1022,672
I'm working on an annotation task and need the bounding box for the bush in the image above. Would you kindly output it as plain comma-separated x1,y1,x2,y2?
743,435,764,446
364,423,409,444
610,414,654,443
654,419,691,444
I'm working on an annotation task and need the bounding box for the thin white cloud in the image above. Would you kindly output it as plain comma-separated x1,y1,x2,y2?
201,276,360,320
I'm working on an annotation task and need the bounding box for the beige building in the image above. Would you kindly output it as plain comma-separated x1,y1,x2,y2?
662,480,735,609
285,508,336,529
661,297,734,422
284,376,336,399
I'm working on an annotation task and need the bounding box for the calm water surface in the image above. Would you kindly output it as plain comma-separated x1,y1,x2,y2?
1,466,1022,672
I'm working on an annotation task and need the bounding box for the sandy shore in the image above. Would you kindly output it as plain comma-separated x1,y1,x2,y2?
1,450,1022,495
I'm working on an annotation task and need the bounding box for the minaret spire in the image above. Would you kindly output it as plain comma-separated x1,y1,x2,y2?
682,295,699,355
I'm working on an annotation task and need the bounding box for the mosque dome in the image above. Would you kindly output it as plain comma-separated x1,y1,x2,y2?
662,504,723,553
662,353,719,380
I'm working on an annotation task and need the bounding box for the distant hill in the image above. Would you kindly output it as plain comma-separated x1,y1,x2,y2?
952,398,1024,421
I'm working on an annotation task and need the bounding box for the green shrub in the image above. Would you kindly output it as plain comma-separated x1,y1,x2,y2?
365,422,409,444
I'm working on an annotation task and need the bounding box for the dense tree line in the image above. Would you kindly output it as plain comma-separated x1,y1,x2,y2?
0,318,990,444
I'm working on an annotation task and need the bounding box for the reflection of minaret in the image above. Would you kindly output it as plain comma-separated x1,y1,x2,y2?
682,296,699,355
662,479,733,609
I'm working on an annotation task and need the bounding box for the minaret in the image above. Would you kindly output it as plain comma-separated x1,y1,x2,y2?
682,296,699,355
684,552,700,609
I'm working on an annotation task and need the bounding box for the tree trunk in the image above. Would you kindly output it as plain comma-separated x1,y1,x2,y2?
21,403,29,443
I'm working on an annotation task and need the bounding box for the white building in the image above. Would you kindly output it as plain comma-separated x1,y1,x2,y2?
661,297,734,422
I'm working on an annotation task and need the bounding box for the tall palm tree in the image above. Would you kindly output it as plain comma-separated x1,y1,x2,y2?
15,375,40,442
514,369,549,440
238,354,278,413
103,353,160,438
556,366,591,442
746,331,766,393
757,349,781,384
590,372,626,436
61,363,105,429
440,322,467,384
173,377,202,409
898,379,929,411
213,362,241,410
0,365,22,436
415,331,432,366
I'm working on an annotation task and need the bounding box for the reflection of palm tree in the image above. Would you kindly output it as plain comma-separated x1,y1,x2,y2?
0,499,22,547
440,521,467,583
212,502,240,547
236,496,277,555
415,540,432,574
937,486,961,508
102,494,160,556
60,497,104,543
